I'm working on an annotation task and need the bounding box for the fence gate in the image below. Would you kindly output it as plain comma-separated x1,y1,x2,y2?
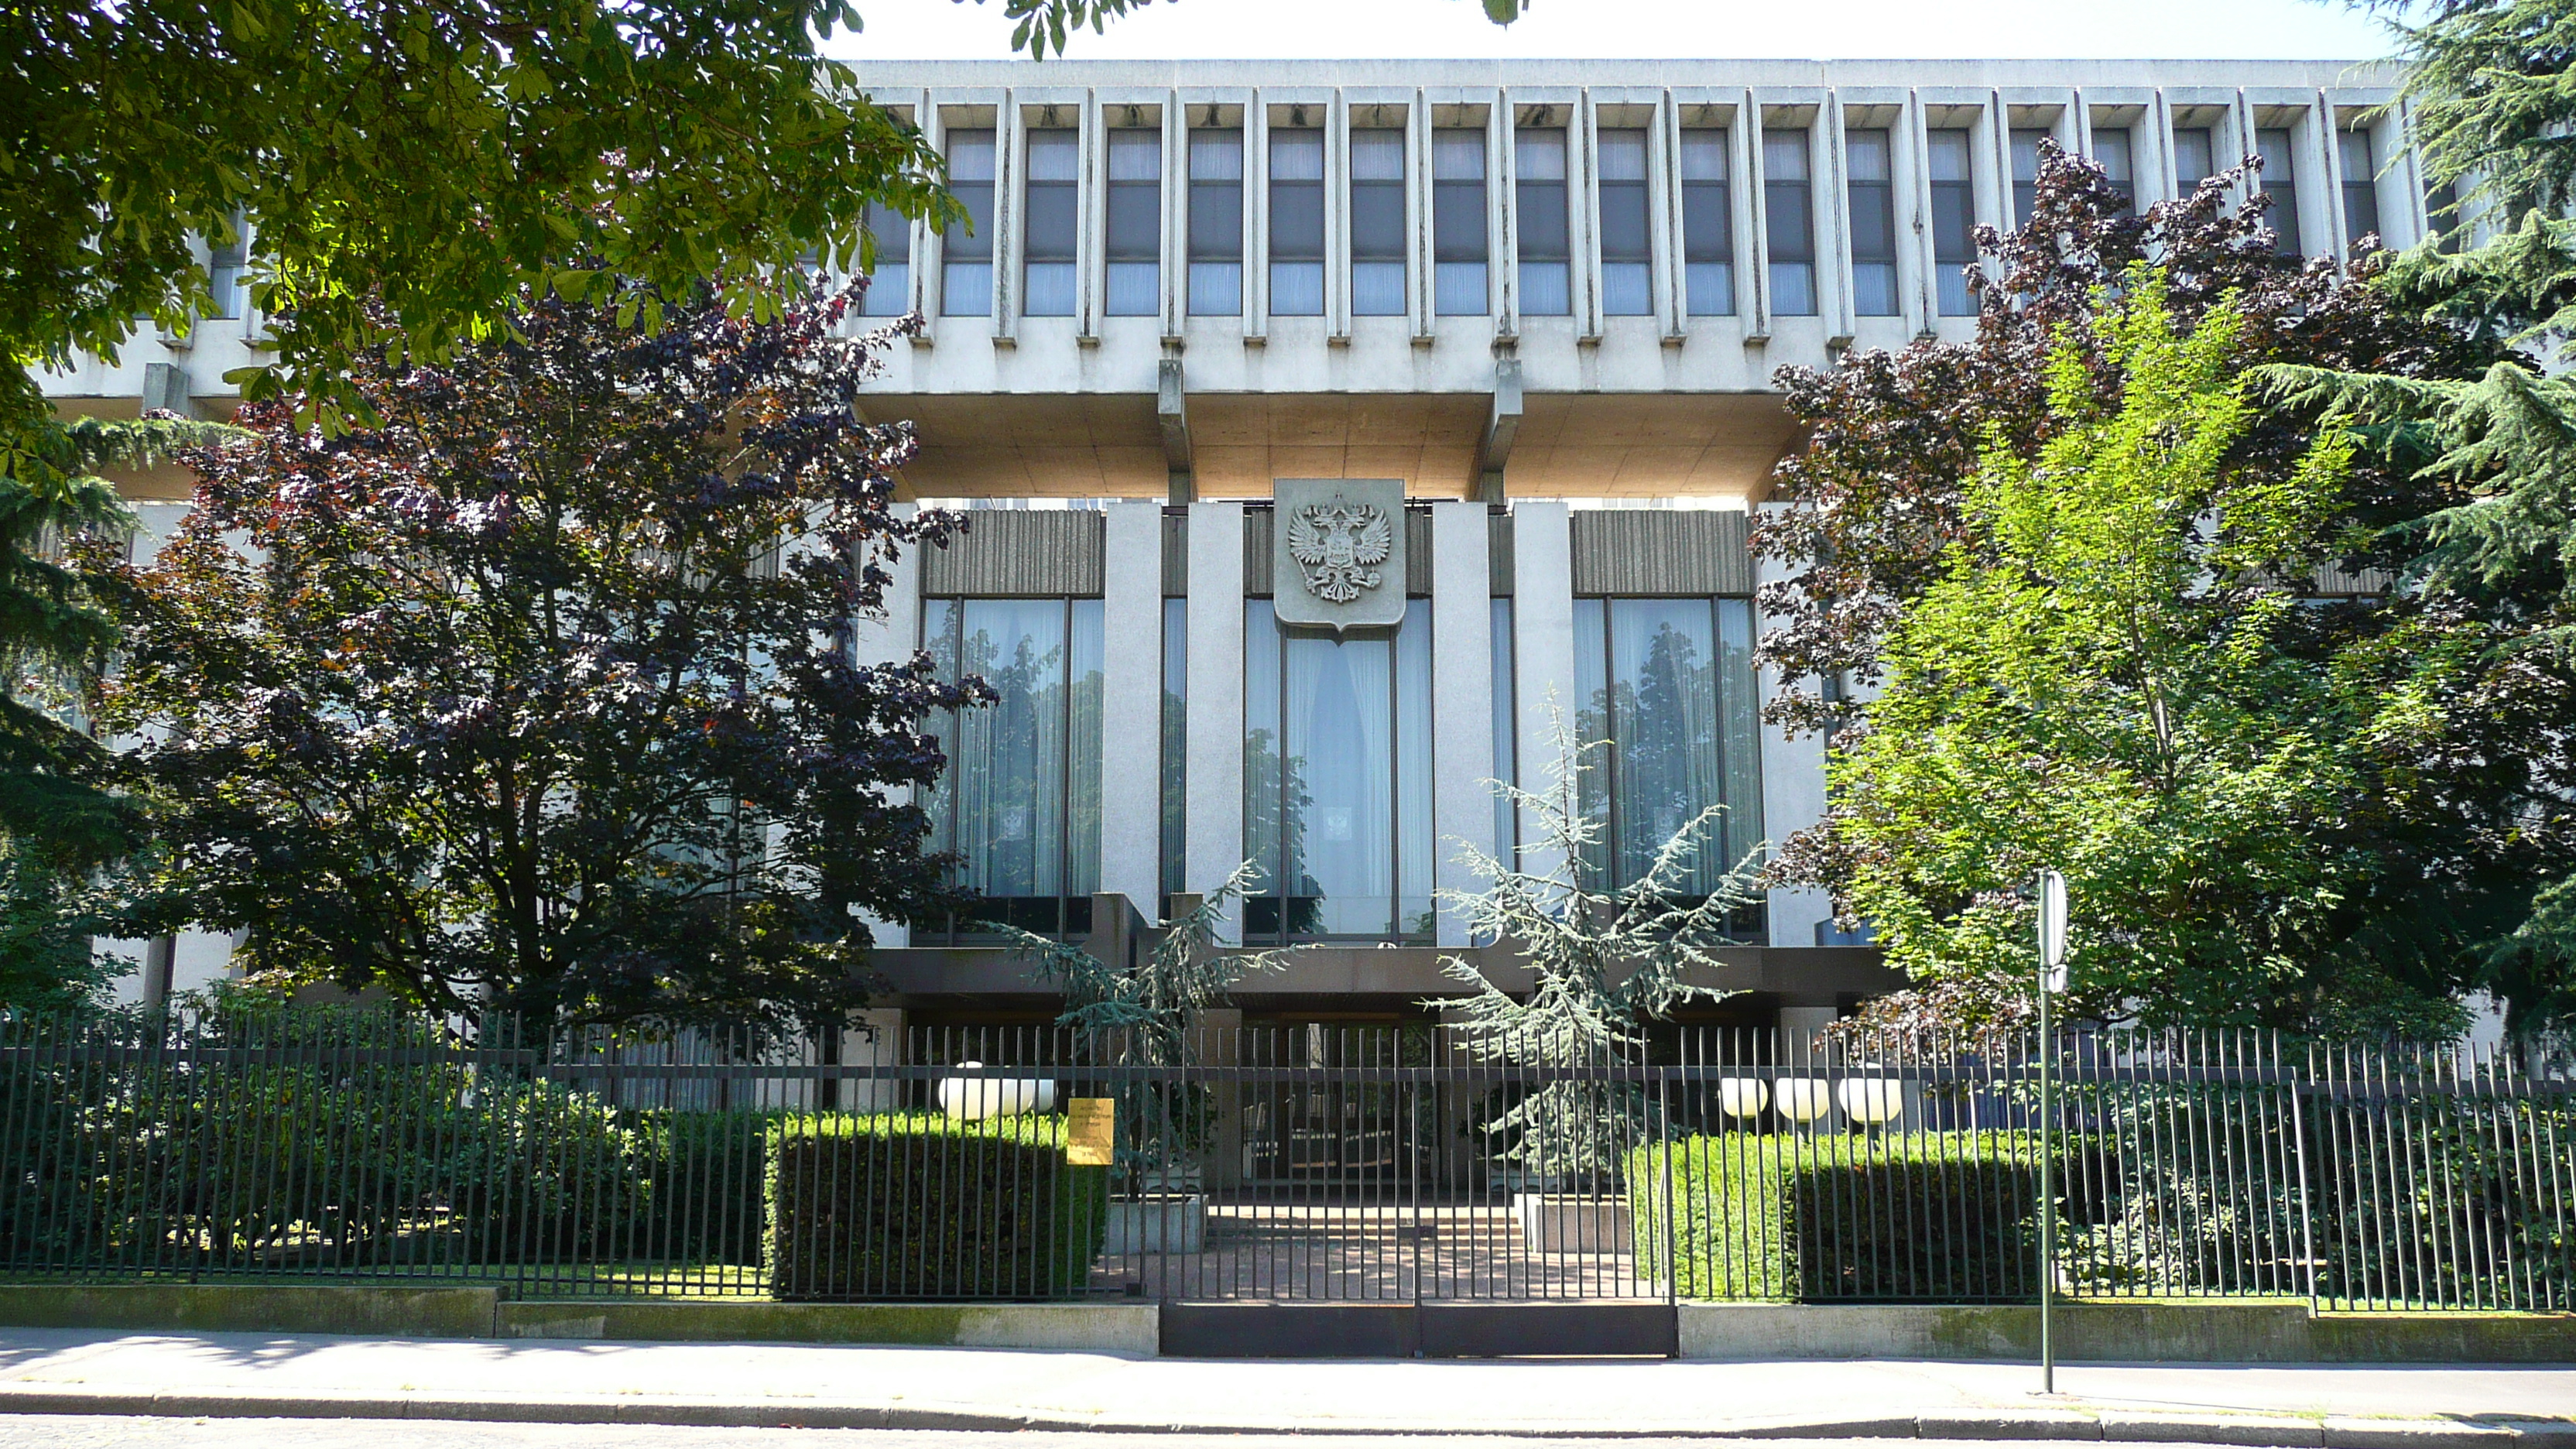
1089,1023,1680,1358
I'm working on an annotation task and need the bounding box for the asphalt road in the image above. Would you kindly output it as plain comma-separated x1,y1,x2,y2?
0,1424,2156,1449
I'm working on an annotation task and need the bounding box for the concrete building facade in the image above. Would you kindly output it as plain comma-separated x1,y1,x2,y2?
48,58,2426,1035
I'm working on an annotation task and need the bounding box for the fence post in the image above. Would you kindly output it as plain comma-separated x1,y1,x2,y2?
2290,1036,2318,1313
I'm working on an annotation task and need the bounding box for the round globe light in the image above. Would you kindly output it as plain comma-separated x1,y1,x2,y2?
937,1063,1058,1120
1773,1077,1834,1123
1717,1077,1771,1118
1838,1076,1905,1125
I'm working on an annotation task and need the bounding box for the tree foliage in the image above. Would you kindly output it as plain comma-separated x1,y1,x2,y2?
88,280,970,1033
1811,277,2500,1036
1438,714,1761,1176
1753,146,2492,735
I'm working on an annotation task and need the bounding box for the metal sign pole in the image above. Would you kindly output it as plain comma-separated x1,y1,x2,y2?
2035,869,2067,1397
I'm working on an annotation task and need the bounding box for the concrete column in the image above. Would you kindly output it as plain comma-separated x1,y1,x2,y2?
1185,502,1245,941
1197,1006,1246,1190
1510,501,1575,884
1100,503,1164,910
852,502,924,949
1430,502,1494,947
1753,501,1832,951
1779,1005,1841,1068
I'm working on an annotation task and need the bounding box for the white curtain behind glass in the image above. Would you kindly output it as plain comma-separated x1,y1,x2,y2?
926,598,1103,907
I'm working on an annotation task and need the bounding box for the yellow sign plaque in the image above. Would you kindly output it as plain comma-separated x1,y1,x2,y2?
1065,1097,1116,1166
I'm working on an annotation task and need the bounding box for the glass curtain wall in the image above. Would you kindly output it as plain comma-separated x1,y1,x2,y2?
2258,128,2301,255
923,597,1105,939
1350,127,1406,314
1433,127,1488,315
1928,130,1975,316
1270,128,1326,315
1680,129,1734,316
1763,128,1815,315
860,199,912,317
1516,127,1571,316
2174,127,2216,194
2010,126,2047,224
1189,129,1245,315
206,214,248,320
1598,128,1653,315
1106,128,1161,315
2095,128,2137,213
1242,599,1434,942
942,129,996,316
1571,597,1763,910
1023,128,1079,316
2340,129,2381,249
1846,128,1897,316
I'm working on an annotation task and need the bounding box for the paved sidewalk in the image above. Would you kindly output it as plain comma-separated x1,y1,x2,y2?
0,1330,2568,1442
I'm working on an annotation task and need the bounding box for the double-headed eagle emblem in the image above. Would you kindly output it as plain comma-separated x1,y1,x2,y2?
1286,500,1393,605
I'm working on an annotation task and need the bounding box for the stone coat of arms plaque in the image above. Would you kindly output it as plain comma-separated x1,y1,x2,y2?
1272,478,1406,633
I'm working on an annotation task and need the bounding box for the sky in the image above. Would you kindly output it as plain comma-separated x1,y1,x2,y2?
821,0,2400,63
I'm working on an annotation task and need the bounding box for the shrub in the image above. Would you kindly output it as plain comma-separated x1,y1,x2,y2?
766,1112,1108,1300
1632,1132,2050,1301
632,1109,770,1266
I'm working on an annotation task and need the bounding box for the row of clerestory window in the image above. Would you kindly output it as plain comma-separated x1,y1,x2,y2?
846,120,2396,324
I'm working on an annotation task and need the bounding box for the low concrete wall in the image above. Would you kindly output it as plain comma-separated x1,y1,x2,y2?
1679,1303,2575,1363
495,1300,1159,1355
0,1284,498,1339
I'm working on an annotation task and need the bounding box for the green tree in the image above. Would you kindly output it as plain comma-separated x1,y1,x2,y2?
1439,711,1761,1179
2254,0,2576,1035
88,281,973,1035
1823,273,2478,1038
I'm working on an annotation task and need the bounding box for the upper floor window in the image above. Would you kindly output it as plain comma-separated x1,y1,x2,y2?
2010,127,2048,225
2095,128,2136,214
942,128,995,317
922,596,1105,942
1763,128,1816,317
2258,128,2301,255
2340,128,2381,249
2174,126,2217,196
1023,127,1079,317
205,213,248,321
1927,129,1975,317
1270,128,1325,316
1516,126,1571,317
1572,597,1763,914
1106,128,1161,316
1680,129,1734,316
1242,598,1432,944
1845,128,1897,317
860,200,911,317
1350,128,1406,316
1189,128,1244,316
1598,128,1653,317
1433,127,1489,315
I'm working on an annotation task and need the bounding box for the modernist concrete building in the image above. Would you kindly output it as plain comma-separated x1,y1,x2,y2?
51,58,2430,1043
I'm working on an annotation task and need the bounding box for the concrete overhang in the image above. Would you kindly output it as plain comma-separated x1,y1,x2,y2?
870,391,1800,502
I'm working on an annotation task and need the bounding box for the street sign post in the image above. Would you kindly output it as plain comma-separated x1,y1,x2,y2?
2036,868,2067,1395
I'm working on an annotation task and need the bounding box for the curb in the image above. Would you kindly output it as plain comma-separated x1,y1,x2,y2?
1,1387,2571,1444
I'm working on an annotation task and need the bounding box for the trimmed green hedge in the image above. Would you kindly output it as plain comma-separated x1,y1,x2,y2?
1632,1132,2052,1301
766,1112,1108,1301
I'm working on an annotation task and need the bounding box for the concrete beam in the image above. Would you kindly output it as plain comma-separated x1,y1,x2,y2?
1158,356,1194,504
1474,358,1523,504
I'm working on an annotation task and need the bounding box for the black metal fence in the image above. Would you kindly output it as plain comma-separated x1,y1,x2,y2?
2,1007,2568,1310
